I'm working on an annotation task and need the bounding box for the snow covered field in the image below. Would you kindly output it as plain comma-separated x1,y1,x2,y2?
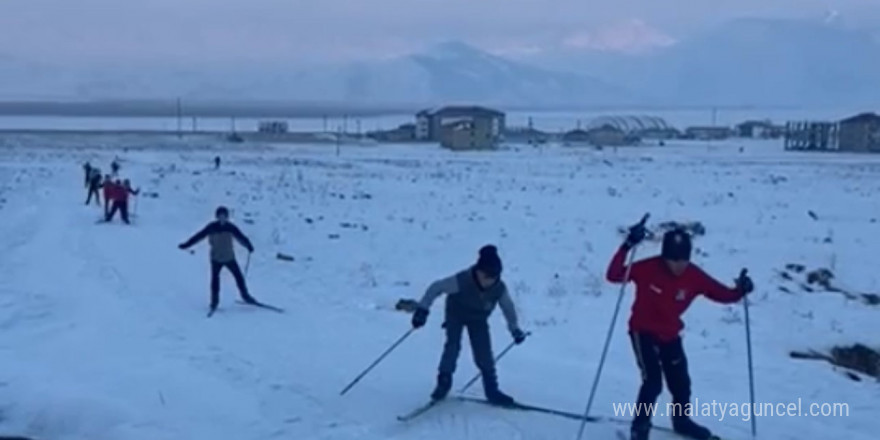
0,136,877,440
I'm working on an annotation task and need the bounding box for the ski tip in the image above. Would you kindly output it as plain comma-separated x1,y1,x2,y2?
639,212,650,225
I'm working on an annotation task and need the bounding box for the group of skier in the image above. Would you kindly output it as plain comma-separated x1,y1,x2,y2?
83,160,140,224
408,220,753,440
168,201,752,440
80,156,754,440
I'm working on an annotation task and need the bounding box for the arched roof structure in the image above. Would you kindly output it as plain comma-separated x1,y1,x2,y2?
586,115,672,133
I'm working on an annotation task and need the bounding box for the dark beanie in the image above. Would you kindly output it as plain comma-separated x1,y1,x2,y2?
475,245,502,278
215,206,229,218
661,229,692,261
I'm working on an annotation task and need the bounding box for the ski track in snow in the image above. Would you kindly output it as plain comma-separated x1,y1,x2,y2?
0,137,878,440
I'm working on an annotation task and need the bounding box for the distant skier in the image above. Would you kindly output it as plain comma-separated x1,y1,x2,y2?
411,245,527,405
101,175,115,216
178,206,258,313
606,225,753,440
83,162,92,188
85,169,103,206
111,159,120,176
214,156,220,169
105,179,139,224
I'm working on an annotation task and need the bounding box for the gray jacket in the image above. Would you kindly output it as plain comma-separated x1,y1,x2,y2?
180,220,253,263
417,267,520,332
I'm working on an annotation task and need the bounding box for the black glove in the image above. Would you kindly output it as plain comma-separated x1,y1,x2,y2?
178,243,186,250
412,307,429,329
624,222,647,249
248,246,254,253
736,271,754,295
511,328,527,344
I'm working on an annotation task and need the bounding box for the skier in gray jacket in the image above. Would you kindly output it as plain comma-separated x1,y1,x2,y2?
411,245,527,405
178,206,258,313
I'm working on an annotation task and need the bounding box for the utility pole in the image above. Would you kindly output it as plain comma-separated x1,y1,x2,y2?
176,98,182,139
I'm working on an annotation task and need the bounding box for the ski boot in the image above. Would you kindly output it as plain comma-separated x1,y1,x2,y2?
430,373,452,401
630,419,651,440
482,370,515,406
671,416,713,440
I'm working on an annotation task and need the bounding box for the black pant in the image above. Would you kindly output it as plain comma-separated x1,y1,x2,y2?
86,186,100,205
210,260,255,308
105,200,129,224
629,332,691,426
438,318,498,389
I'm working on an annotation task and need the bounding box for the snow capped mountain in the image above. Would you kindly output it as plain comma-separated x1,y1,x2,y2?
561,19,677,54
6,18,878,108
531,17,880,107
644,18,880,106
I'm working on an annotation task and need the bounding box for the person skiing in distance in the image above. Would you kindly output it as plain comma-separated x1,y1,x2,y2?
123,179,139,197
178,206,258,313
606,224,754,440
106,179,139,224
85,169,102,206
411,245,527,405
214,156,221,169
83,162,92,188
101,175,116,216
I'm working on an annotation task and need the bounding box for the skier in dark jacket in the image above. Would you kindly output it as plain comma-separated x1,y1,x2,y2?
411,245,527,405
607,224,753,440
178,206,258,313
83,162,92,188
85,169,103,206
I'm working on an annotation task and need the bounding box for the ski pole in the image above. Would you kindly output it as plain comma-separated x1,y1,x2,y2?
576,213,648,440
741,268,757,439
340,328,414,396
459,331,532,393
244,252,251,277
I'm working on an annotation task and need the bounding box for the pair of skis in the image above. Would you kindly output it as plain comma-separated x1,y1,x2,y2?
397,396,588,422
397,396,724,440
206,300,285,317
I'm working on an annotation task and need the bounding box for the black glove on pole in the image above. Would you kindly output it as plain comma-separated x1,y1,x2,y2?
411,308,428,328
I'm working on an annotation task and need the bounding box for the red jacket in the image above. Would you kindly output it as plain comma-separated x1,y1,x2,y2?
103,183,124,202
605,245,743,342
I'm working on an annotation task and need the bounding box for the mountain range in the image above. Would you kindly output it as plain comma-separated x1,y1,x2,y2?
2,17,880,108
531,17,880,107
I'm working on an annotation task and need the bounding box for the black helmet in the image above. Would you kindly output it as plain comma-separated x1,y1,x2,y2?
215,206,230,218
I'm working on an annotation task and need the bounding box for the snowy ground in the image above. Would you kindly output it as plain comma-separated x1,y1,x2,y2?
0,136,877,440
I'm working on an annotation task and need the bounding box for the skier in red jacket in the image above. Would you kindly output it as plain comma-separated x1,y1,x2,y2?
106,179,138,224
606,222,753,440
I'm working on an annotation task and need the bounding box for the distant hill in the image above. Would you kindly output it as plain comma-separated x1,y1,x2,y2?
526,17,880,107
0,42,640,109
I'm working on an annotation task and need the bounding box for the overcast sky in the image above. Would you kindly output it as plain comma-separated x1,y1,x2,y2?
1,0,874,66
